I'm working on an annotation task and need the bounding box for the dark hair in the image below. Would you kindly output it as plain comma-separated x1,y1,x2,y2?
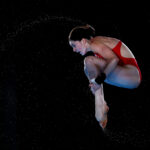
68,24,95,41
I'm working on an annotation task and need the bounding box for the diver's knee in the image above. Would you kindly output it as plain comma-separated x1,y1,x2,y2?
84,56,95,65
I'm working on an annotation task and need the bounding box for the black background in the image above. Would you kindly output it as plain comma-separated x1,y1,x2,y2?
0,1,150,149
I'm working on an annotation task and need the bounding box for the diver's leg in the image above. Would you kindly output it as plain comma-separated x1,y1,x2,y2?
83,56,109,128
105,65,141,89
84,56,107,89
94,84,109,129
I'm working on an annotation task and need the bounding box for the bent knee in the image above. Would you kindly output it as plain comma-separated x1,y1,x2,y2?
84,56,95,65
84,56,107,69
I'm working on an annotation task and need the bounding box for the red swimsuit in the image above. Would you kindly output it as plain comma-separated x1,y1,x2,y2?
94,41,142,81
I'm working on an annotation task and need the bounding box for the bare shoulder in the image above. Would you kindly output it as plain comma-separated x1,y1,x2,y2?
91,36,135,58
92,36,120,48
91,36,120,60
90,36,119,53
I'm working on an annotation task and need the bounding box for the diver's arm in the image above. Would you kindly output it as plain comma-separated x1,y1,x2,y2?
96,44,119,77
95,58,119,84
103,58,119,76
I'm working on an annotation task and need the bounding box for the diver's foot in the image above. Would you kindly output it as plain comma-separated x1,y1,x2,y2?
99,105,109,129
100,115,108,129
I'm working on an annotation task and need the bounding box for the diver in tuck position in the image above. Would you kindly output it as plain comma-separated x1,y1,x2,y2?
68,24,142,129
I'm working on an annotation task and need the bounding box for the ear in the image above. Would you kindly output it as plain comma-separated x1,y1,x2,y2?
81,38,86,45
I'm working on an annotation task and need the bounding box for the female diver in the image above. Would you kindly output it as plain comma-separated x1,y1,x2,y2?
68,24,142,129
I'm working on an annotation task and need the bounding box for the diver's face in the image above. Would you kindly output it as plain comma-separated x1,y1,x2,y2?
69,40,86,56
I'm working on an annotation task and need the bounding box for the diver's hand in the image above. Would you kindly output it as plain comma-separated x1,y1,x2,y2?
95,73,106,84
89,82,101,94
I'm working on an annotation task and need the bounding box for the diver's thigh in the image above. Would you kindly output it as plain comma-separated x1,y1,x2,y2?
105,65,139,89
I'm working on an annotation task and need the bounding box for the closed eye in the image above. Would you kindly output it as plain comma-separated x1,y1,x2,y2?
71,44,76,47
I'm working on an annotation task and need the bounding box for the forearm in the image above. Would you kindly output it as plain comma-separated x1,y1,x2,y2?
103,58,119,76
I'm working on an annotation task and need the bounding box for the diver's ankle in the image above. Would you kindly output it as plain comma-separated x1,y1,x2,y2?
94,85,102,95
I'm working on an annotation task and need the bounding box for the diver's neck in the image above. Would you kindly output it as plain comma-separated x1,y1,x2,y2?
86,40,94,53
